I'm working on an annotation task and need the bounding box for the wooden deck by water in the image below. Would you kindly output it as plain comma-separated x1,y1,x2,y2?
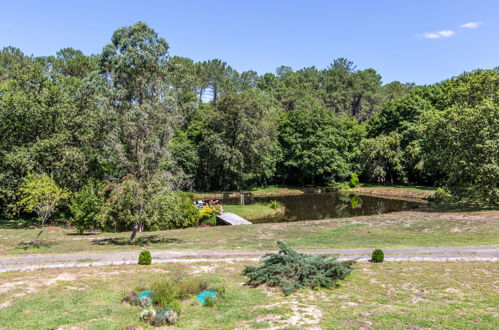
217,212,252,225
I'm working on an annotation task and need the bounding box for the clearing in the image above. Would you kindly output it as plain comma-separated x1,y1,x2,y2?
0,260,497,329
1,210,498,257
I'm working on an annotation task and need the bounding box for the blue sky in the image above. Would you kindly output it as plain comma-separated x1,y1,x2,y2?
0,0,497,84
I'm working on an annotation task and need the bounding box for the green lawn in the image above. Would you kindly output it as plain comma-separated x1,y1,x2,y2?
0,210,497,256
0,261,497,329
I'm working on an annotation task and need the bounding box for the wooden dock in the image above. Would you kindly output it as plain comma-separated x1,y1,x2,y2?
216,213,252,225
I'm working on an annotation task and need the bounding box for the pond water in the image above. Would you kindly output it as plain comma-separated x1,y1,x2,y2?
220,193,424,223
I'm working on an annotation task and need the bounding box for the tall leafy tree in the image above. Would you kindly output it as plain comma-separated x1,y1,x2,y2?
99,21,180,185
278,97,363,184
98,22,186,239
192,90,281,190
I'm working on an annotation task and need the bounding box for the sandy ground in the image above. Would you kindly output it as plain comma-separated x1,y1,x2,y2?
0,245,497,272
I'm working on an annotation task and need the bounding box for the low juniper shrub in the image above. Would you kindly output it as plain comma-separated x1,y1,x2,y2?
371,249,384,263
138,250,152,265
243,241,355,295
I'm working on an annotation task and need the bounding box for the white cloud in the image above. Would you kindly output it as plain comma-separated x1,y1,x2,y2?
437,30,455,37
419,30,455,39
460,21,483,29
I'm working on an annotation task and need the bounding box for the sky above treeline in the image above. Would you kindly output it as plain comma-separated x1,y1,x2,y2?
1,0,497,85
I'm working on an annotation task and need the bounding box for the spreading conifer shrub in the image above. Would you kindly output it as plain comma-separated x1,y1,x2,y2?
371,249,384,263
242,241,355,295
138,250,152,265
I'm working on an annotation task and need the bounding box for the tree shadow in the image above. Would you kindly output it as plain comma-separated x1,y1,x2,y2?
66,232,99,236
0,217,38,230
92,234,184,246
420,204,498,213
17,240,58,250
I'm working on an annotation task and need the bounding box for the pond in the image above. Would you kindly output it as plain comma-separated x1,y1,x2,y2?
220,192,424,223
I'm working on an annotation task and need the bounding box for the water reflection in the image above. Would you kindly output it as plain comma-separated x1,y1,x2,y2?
220,192,422,223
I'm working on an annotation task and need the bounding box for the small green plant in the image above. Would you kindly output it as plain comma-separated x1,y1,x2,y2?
268,200,283,209
371,249,384,263
138,250,152,265
243,241,355,295
203,295,217,307
349,173,359,188
433,187,452,203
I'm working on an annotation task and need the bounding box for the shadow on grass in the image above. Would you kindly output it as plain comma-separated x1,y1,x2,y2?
92,234,184,246
17,240,58,250
420,202,499,213
0,217,38,230
66,232,99,236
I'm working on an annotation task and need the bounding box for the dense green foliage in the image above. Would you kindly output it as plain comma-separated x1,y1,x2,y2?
243,241,355,295
0,21,497,232
138,250,152,265
371,249,384,263
68,180,104,234
350,173,360,188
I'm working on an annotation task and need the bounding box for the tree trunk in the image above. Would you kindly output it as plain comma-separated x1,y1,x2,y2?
34,228,44,244
239,190,245,206
130,224,140,243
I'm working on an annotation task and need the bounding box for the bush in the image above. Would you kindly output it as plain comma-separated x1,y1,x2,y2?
138,250,152,265
371,249,384,263
349,173,359,188
203,295,217,307
199,204,219,226
433,187,452,203
242,241,355,295
148,189,201,230
268,200,283,209
68,180,104,234
123,274,220,326
150,275,206,313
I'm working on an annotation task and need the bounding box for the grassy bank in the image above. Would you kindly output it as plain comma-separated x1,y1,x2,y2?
0,261,497,329
347,184,435,201
189,185,434,201
189,185,305,200
1,211,497,256
223,203,285,221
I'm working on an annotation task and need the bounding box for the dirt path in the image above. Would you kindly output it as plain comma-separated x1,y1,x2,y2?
0,245,497,272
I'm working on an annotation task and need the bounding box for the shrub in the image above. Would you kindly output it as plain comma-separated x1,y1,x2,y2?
371,249,384,263
150,275,205,313
433,187,452,203
138,250,152,265
199,205,219,225
349,173,359,188
268,200,283,209
203,295,217,307
150,194,201,230
242,241,355,295
123,275,218,326
68,180,104,234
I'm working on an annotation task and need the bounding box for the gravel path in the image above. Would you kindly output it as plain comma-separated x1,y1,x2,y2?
0,245,497,272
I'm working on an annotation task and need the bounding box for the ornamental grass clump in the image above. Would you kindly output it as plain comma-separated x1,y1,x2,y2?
123,274,215,326
242,241,355,295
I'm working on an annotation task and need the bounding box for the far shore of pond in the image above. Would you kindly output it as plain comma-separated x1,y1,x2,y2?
188,184,435,202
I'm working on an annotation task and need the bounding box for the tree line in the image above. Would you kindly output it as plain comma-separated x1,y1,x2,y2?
0,22,497,235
